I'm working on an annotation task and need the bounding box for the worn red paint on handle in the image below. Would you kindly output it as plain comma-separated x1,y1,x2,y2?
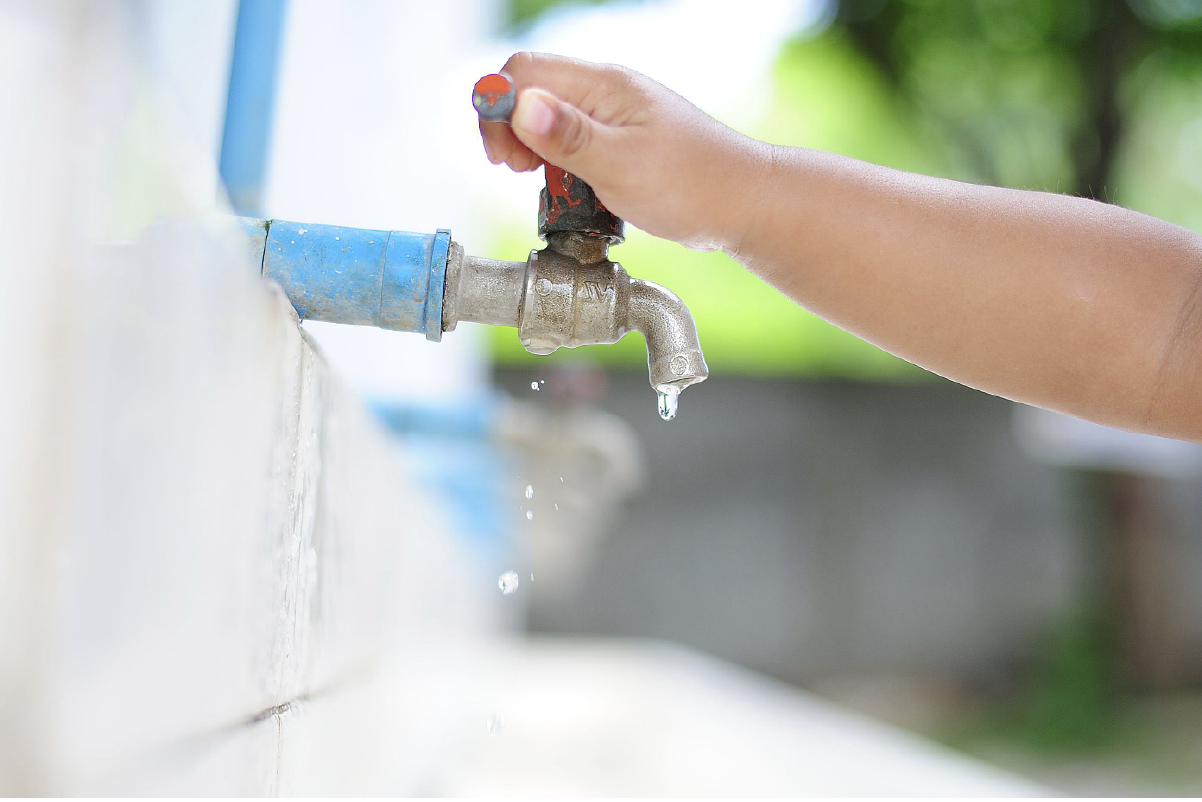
473,73,513,107
542,165,582,227
542,165,613,223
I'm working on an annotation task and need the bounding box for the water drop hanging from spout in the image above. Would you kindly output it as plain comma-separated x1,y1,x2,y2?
657,385,679,421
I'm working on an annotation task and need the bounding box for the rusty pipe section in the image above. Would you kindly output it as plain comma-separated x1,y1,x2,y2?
443,236,708,394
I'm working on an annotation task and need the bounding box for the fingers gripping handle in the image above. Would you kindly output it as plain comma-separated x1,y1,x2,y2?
473,73,624,244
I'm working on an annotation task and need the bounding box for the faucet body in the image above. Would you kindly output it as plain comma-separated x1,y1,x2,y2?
443,232,706,393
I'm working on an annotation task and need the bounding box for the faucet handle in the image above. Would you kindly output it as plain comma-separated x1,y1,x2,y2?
538,165,624,245
472,73,516,122
473,73,624,246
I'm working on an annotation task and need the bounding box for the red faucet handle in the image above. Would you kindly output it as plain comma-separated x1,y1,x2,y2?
539,165,624,244
471,73,624,243
472,73,516,123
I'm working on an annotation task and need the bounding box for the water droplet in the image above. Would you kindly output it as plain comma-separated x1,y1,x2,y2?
530,573,535,581
559,476,564,483
498,571,519,594
486,714,504,735
525,484,534,499
657,385,680,421
554,503,559,510
530,381,540,391
525,509,534,521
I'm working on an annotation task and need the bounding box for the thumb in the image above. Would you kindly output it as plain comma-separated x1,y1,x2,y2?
511,88,606,178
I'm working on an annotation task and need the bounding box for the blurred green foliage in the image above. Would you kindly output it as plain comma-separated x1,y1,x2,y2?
491,0,1202,377
505,0,610,30
835,0,1202,201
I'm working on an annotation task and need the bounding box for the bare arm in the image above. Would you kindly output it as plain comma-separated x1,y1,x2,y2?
737,148,1202,440
481,53,1202,441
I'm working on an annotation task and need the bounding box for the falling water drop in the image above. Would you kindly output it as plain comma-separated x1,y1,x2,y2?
530,381,540,391
525,484,534,499
486,714,504,735
657,385,680,421
525,509,534,521
498,571,519,594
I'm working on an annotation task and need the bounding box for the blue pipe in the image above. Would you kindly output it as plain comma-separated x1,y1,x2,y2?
240,218,450,341
219,0,288,217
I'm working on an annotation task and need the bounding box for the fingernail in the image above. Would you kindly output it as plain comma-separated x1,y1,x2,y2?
513,92,554,137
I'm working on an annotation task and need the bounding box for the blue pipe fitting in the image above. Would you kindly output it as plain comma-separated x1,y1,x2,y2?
245,218,450,341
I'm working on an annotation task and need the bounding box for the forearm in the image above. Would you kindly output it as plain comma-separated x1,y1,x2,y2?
726,145,1202,440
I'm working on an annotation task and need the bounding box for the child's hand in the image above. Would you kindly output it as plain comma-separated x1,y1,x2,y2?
479,52,766,253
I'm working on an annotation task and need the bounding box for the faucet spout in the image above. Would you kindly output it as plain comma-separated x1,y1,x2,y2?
628,278,709,393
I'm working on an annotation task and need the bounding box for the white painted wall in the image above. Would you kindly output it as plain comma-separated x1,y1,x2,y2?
0,3,498,792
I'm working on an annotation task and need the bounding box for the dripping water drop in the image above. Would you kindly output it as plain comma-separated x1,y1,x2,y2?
525,484,534,499
498,571,519,594
657,385,680,421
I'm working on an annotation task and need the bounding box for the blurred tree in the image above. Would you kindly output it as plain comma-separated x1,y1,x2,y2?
834,0,1202,199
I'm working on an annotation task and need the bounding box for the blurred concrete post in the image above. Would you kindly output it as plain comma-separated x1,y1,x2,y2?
1015,406,1199,690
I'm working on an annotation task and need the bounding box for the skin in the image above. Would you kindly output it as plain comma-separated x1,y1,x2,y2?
480,52,1202,442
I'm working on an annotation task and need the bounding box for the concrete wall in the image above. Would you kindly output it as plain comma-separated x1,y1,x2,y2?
0,4,500,792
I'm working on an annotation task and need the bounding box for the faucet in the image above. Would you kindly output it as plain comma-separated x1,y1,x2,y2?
239,74,708,416
441,164,708,411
